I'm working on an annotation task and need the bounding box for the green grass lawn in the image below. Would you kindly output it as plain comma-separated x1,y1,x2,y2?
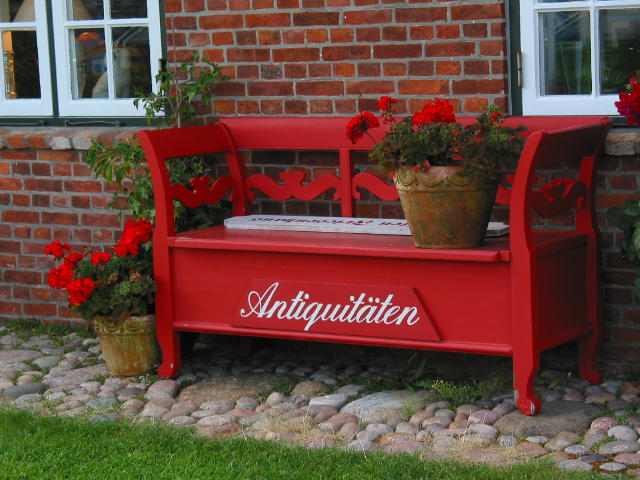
0,408,620,480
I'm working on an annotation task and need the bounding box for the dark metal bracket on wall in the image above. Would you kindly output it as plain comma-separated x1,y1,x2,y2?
64,120,123,127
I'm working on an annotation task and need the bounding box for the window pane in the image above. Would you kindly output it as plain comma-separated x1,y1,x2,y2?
110,0,146,19
0,0,34,22
599,9,640,94
540,11,592,95
112,27,151,98
67,0,103,20
72,28,106,98
2,30,39,98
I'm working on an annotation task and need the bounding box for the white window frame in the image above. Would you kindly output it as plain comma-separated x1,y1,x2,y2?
51,0,162,118
0,0,53,116
520,0,639,115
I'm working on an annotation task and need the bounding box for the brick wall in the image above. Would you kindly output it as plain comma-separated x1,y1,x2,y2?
163,0,509,118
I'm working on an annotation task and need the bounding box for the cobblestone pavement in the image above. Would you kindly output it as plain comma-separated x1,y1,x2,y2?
2,325,640,475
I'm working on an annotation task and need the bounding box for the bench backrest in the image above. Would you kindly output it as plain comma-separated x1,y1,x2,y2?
138,116,611,241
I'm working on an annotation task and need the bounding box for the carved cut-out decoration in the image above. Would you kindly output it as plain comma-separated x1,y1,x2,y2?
169,175,235,208
352,172,399,201
529,178,586,218
245,171,342,201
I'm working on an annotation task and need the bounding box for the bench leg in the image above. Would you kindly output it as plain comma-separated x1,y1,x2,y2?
513,351,541,415
157,326,181,378
578,332,602,384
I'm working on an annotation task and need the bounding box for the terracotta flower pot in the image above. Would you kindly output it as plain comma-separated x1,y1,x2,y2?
94,314,160,376
394,166,499,249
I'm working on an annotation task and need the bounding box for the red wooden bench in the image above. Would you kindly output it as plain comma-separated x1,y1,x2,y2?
138,115,611,415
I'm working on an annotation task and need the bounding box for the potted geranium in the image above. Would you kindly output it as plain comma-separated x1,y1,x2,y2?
346,97,526,248
45,219,159,375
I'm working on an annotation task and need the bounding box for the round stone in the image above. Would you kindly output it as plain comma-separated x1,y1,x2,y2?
609,425,639,442
557,460,593,472
599,462,626,472
591,416,618,431
497,435,518,447
564,445,589,455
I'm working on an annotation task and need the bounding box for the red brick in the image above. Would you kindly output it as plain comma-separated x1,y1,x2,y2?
12,162,30,175
396,7,446,23
212,31,233,45
199,14,244,29
284,100,308,114
0,302,20,314
0,162,8,175
491,22,506,37
237,65,260,79
248,81,294,96
436,60,461,76
32,287,50,301
3,270,41,285
260,65,283,79
398,79,449,95
327,0,349,5
245,13,291,28
302,0,325,6
253,0,274,7
437,24,460,39
165,0,181,12
278,0,299,6
382,26,407,42
610,175,638,190
451,4,503,21
374,44,421,59
310,100,333,114
237,30,257,45
0,194,8,206
31,162,51,176
343,9,392,25
33,227,51,240
13,226,31,239
23,302,57,317
464,97,489,113
38,149,79,163
216,82,246,96
346,80,394,95
323,46,370,61
273,48,320,62
309,64,331,77
452,79,505,94
330,28,354,43
228,0,250,9
258,30,282,45
41,212,79,225
12,194,29,207
12,286,30,299
480,39,505,56
174,16,198,30
0,241,20,253
63,180,102,193
383,62,407,76
27,130,54,149
214,100,236,114
24,179,63,191
463,23,488,38
0,255,16,268
464,60,490,75
293,11,339,26
2,210,38,223
285,64,307,78
306,28,329,43
356,27,380,43
296,81,344,96
227,47,272,63
333,63,356,77
188,32,210,47
261,100,283,114
238,100,260,114
184,0,205,10
357,63,381,77
6,131,29,149
426,42,476,57
282,30,305,44
1,150,36,160
492,59,507,75
0,178,24,191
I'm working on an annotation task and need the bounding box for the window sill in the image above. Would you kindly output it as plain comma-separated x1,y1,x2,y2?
0,126,139,151
605,127,640,157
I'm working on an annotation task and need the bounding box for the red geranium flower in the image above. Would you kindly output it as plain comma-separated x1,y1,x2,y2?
412,98,456,126
44,239,71,258
377,96,397,112
47,264,75,289
616,82,640,127
115,219,153,257
63,253,84,266
66,278,95,306
346,112,380,144
91,252,112,265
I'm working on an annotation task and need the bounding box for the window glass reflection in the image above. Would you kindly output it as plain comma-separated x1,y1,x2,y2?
110,0,146,19
72,28,106,98
112,26,151,98
600,9,640,94
67,0,103,20
2,29,39,98
540,11,592,95
0,0,34,22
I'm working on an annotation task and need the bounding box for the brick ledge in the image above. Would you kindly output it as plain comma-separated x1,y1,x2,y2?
1,125,639,156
